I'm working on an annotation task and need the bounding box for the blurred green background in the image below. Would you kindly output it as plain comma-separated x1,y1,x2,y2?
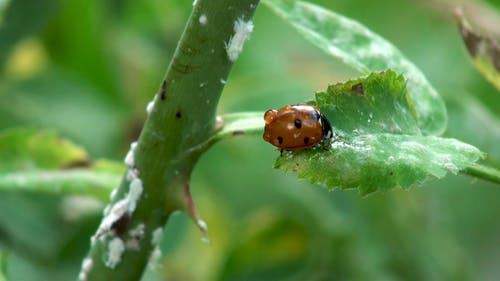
1,0,500,280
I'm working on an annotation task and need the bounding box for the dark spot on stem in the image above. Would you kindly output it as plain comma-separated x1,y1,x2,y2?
171,58,200,74
351,83,364,95
176,111,182,119
160,80,167,100
198,35,209,44
111,213,131,236
389,171,394,176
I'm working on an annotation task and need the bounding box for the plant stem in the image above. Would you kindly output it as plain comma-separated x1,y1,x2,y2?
80,1,259,280
462,163,500,185
187,112,264,154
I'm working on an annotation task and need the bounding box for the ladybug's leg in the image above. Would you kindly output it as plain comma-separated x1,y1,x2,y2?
280,148,283,156
320,136,334,151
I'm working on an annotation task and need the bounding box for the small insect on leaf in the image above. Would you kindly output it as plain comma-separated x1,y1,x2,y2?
263,105,332,151
274,71,483,195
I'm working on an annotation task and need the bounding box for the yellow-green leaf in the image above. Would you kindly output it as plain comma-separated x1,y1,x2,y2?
0,128,88,172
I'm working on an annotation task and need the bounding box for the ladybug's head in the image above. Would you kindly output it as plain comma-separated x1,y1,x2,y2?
264,109,278,125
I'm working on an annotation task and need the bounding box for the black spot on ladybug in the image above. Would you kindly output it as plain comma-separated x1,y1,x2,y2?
277,136,283,144
175,111,182,119
351,83,364,95
111,213,131,236
160,80,167,100
304,137,310,144
294,119,302,129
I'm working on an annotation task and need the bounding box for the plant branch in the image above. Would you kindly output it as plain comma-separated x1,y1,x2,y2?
80,1,260,280
187,112,263,154
462,163,500,185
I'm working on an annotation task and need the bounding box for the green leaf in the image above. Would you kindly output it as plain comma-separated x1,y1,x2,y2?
0,71,125,156
276,134,482,195
0,128,89,172
0,170,119,201
263,0,447,136
455,10,500,90
316,70,419,136
274,71,484,195
0,129,122,200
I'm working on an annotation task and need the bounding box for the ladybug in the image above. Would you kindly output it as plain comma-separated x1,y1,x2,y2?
263,104,333,151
